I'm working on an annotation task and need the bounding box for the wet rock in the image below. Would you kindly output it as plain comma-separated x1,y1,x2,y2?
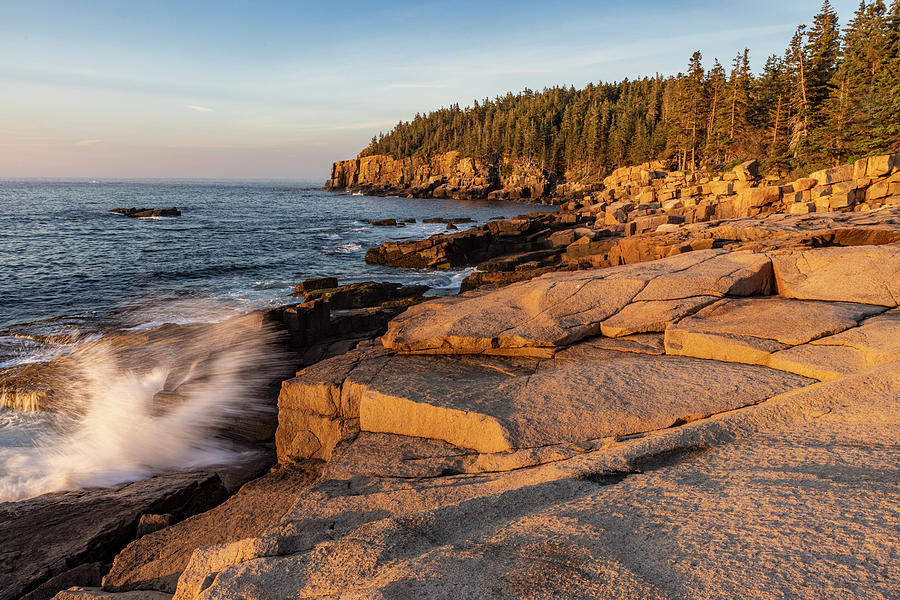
365,218,399,227
54,588,171,600
364,219,545,270
110,208,180,218
0,357,75,411
135,514,173,539
0,472,227,600
302,281,428,310
293,277,338,294
423,217,474,224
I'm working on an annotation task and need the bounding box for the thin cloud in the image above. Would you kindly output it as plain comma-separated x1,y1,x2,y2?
75,139,102,146
335,120,397,130
188,105,214,112
386,83,448,89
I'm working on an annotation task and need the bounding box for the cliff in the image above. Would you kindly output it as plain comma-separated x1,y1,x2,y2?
325,151,555,201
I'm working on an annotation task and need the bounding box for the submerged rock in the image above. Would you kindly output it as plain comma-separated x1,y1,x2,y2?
422,217,474,224
109,207,180,218
364,218,399,227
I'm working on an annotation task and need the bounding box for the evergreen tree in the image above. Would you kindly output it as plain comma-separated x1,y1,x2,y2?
786,26,812,154
705,59,728,165
364,2,897,179
806,0,842,108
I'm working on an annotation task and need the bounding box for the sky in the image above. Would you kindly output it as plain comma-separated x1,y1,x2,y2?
0,0,863,180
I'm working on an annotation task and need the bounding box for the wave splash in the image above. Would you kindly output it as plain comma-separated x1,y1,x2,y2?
0,310,285,502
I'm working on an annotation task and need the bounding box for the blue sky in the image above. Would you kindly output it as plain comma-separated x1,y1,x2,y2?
0,0,862,179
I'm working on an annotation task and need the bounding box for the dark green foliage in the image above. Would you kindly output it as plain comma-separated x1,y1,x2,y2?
368,2,899,178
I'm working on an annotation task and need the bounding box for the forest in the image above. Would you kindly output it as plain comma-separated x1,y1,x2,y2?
366,1,900,178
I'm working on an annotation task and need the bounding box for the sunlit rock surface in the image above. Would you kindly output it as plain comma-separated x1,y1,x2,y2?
54,210,900,600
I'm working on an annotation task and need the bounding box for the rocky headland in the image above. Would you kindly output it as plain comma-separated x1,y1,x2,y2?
5,154,899,600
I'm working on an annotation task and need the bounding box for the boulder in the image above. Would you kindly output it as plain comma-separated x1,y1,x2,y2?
665,298,885,367
382,250,774,354
366,218,398,227
864,154,897,178
135,514,173,538
793,177,817,192
275,343,811,458
293,277,338,294
768,308,900,380
303,281,428,309
730,159,759,181
770,246,900,307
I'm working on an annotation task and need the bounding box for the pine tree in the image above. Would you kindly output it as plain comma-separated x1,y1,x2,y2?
363,2,897,179
705,59,728,165
806,1,842,107
870,0,900,151
726,49,752,161
786,26,812,155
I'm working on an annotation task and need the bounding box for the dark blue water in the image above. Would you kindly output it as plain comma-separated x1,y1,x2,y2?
0,178,552,366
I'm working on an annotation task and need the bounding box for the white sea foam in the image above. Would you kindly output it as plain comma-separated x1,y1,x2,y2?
0,309,284,501
321,242,362,254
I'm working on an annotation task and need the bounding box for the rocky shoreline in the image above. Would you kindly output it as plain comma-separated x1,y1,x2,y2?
3,154,899,599
0,280,430,600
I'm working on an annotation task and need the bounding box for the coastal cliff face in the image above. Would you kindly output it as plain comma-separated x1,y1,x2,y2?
327,148,900,211
325,151,553,201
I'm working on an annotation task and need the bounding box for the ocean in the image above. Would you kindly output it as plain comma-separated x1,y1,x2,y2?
0,178,553,500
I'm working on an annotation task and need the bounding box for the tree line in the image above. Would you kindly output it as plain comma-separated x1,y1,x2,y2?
366,1,899,178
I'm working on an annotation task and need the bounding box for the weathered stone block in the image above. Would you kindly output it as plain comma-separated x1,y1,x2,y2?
793,178,817,192
865,154,896,178
866,180,891,201
788,202,815,214
770,246,900,307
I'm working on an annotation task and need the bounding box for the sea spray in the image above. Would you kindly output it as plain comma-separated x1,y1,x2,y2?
0,309,287,502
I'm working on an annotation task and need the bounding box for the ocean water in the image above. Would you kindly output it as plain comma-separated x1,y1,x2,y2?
0,178,553,500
